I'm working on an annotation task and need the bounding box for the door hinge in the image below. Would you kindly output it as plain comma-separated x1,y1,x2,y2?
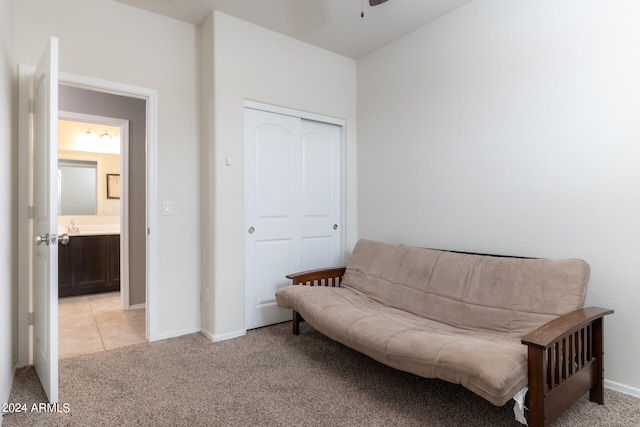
28,99,35,114
28,312,34,326
27,205,35,219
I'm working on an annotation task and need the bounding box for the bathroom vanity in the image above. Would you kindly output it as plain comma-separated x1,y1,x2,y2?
58,233,120,298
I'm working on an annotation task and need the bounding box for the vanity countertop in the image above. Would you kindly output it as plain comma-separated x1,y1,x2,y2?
58,224,120,236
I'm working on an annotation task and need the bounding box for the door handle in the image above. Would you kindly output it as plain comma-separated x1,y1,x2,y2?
59,233,70,245
33,233,49,246
248,227,255,234
333,224,338,230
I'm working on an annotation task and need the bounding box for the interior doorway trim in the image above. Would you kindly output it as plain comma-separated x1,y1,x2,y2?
56,72,159,342
58,111,131,310
17,67,159,366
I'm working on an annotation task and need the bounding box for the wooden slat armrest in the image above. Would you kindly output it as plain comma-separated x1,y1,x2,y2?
286,267,347,335
521,307,614,349
286,267,346,286
522,306,613,427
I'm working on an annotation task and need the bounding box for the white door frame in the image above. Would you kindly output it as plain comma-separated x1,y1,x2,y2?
244,100,347,128
18,67,159,365
57,111,131,310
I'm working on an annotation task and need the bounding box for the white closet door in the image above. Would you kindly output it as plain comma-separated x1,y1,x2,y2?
300,119,342,271
244,108,342,330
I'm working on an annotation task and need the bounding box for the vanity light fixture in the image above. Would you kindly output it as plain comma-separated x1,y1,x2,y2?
85,128,119,142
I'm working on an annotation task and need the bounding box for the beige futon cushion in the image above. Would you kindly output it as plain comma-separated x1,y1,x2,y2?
275,239,590,406
342,240,590,337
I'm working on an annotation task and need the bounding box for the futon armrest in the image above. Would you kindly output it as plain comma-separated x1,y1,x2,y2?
286,267,347,335
521,306,614,427
521,307,613,349
286,267,346,287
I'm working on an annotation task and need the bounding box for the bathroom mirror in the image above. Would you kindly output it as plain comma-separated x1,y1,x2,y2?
58,159,98,215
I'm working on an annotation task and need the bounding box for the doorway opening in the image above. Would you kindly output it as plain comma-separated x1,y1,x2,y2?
56,114,145,358
17,68,159,367
52,75,158,347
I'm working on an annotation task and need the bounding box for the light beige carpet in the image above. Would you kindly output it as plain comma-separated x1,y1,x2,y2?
3,321,639,426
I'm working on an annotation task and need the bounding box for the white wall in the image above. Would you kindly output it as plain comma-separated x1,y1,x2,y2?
358,0,640,393
1,0,17,409
14,0,201,339
201,11,357,339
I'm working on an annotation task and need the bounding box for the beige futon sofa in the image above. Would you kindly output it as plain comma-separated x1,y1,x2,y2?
276,239,613,427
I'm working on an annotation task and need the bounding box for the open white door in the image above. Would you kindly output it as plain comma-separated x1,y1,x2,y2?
31,36,60,403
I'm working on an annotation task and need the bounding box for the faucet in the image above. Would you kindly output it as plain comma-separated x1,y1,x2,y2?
67,218,79,233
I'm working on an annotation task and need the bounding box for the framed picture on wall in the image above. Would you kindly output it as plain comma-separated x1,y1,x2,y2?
107,174,120,199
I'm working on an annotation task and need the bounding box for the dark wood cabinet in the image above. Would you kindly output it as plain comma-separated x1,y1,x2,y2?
108,235,121,288
58,236,74,293
58,234,120,298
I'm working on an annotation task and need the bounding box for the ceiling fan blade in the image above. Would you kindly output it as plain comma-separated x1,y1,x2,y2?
369,0,389,6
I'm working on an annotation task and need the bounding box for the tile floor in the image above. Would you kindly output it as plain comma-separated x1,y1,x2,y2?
58,292,146,359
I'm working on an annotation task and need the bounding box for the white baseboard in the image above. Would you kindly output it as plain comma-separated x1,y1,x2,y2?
148,326,201,342
199,327,246,342
150,327,246,343
211,329,246,342
605,379,640,399
128,303,146,311
199,328,215,342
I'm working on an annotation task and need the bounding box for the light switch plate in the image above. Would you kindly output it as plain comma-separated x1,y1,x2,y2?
163,201,173,216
